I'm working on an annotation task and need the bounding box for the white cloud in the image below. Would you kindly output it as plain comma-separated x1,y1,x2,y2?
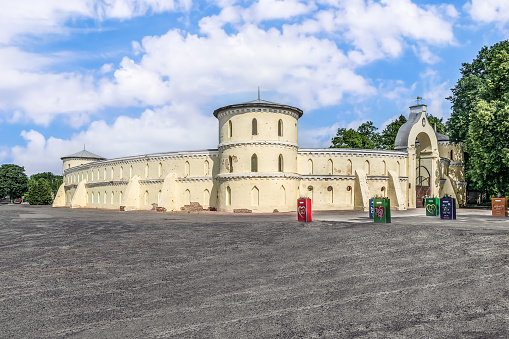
10,104,218,175
467,0,509,25
420,68,450,118
0,0,191,44
299,122,341,148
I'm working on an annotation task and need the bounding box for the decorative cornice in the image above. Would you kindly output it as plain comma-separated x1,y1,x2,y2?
177,177,213,182
399,177,408,181
139,179,165,185
63,149,219,175
218,140,298,151
366,176,390,181
298,148,407,158
215,173,301,181
300,175,355,181
85,180,129,188
214,103,303,120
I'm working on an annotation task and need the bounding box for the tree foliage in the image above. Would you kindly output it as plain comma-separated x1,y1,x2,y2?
447,40,509,196
331,121,380,149
25,178,53,205
0,164,28,201
30,172,63,195
378,115,407,150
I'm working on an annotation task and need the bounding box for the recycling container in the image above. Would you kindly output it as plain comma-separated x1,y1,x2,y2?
491,197,508,217
440,197,456,220
373,198,391,223
425,197,440,216
369,199,374,219
297,198,312,222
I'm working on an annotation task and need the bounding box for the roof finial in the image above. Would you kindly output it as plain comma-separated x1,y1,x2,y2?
258,87,260,101
83,144,86,150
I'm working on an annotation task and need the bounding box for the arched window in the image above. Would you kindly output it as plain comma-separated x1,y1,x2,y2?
97,192,100,204
91,170,94,181
450,149,453,160
397,161,400,177
252,118,257,135
129,165,133,178
204,160,209,176
97,169,100,180
158,163,162,178
278,154,284,172
228,120,232,138
144,191,149,206
278,119,283,137
365,160,370,175
347,159,352,175
120,166,124,179
111,167,114,179
158,190,161,204
104,168,106,180
308,159,313,174
251,154,258,172
228,156,233,173
382,160,386,175
111,191,114,204
226,186,231,206
92,192,94,204
184,189,190,205
119,191,123,204
251,186,259,206
203,189,210,206
104,191,107,204
184,161,190,177
145,163,149,178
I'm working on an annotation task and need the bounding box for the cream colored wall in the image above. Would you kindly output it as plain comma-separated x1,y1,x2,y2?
58,152,219,211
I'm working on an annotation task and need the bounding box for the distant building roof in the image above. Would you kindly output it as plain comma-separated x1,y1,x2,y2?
435,131,450,142
61,149,106,161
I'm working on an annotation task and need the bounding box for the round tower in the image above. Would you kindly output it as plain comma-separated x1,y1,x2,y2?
61,149,106,174
213,98,303,212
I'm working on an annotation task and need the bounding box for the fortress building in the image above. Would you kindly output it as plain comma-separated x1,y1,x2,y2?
53,99,466,212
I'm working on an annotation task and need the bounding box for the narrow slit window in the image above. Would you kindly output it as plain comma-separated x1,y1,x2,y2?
252,118,257,135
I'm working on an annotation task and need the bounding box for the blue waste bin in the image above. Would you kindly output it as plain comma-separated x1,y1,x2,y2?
440,197,456,220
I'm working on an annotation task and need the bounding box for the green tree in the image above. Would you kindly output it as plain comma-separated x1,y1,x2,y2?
447,40,509,196
0,164,28,202
427,114,447,135
331,121,379,149
379,115,407,150
465,100,509,196
25,178,53,205
30,172,63,195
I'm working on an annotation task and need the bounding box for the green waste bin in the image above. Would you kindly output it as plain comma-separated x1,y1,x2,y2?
373,198,391,223
425,197,440,216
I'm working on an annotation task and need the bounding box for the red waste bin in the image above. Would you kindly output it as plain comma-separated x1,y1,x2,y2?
297,198,312,222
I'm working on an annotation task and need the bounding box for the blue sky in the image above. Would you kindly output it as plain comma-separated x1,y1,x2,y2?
0,0,508,175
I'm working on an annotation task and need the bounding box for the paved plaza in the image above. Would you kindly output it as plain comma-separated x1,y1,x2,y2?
1,205,508,338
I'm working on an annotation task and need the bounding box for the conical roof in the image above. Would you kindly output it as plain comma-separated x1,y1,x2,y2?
61,149,106,161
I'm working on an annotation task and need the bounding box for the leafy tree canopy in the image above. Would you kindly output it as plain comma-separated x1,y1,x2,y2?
447,40,509,196
331,121,380,149
0,164,28,201
30,172,63,195
25,178,53,205
378,115,407,150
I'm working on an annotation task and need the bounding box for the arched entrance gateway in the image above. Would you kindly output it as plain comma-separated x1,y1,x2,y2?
395,104,440,208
